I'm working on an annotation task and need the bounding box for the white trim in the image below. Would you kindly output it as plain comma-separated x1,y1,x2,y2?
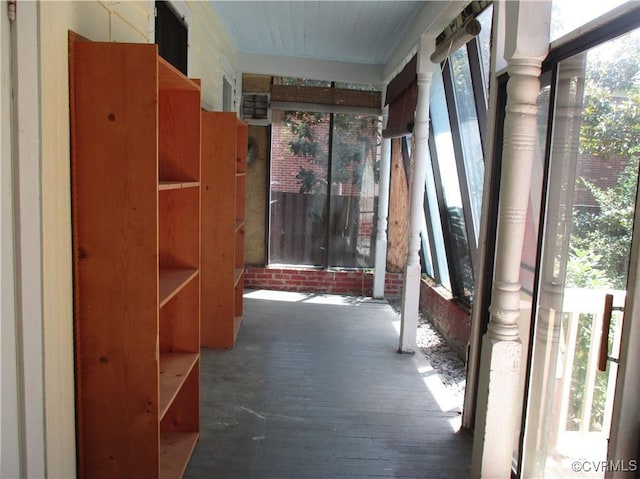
11,2,46,476
1,0,22,476
607,164,640,477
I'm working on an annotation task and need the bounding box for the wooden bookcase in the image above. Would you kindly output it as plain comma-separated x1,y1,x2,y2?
71,39,201,478
201,112,248,348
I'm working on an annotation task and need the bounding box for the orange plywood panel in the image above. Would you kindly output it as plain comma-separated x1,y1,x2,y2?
71,36,200,478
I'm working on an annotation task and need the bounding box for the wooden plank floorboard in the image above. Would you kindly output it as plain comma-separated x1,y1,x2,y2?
186,291,471,478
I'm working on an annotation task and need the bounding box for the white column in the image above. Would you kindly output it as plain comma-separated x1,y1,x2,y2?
471,2,551,477
399,35,435,353
373,108,391,299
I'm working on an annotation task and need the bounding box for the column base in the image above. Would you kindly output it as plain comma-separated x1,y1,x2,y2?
399,264,421,353
471,334,522,478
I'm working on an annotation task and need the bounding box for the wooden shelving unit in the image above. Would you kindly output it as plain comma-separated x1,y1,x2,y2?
71,39,201,478
201,112,248,348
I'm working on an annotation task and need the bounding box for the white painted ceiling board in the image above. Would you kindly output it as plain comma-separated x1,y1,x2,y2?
210,1,427,65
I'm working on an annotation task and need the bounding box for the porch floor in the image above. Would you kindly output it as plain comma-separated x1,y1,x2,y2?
185,290,472,479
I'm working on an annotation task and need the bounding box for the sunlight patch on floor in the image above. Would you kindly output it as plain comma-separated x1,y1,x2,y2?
244,289,312,302
393,319,461,431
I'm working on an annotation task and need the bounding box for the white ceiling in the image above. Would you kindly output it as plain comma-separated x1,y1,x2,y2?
211,1,426,65
210,1,466,83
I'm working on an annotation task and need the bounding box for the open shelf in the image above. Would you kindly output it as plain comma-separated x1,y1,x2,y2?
159,181,200,191
71,39,201,478
201,112,247,349
159,268,199,308
160,432,199,479
159,353,199,419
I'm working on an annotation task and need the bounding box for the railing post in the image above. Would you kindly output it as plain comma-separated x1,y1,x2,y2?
470,2,551,477
399,34,435,353
373,107,391,299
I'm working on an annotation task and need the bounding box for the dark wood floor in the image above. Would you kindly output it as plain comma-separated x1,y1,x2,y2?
185,290,472,479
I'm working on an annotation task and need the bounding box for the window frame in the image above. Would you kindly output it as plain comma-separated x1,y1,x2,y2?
268,98,382,270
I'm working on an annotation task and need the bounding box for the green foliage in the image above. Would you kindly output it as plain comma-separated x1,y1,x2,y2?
570,35,640,290
565,248,610,288
562,33,639,433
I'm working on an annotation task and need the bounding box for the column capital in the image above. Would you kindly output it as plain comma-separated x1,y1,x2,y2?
504,1,552,62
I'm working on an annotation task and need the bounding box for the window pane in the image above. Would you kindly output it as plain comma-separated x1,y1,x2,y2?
329,114,380,268
269,110,329,265
430,68,475,301
550,0,628,42
476,5,493,101
450,44,485,240
522,27,640,477
424,145,452,289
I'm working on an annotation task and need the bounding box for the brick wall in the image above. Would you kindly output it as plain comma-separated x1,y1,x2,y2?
419,278,471,361
574,154,628,209
244,267,404,298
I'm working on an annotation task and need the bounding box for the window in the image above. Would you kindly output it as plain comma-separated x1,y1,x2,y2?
416,4,493,304
550,0,629,42
269,103,381,268
448,44,485,242
520,23,640,477
155,1,188,75
430,67,475,301
222,76,233,112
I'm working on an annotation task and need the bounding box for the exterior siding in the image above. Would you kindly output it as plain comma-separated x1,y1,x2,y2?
185,1,237,110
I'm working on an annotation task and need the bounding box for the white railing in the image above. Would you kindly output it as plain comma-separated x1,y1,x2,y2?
557,288,625,439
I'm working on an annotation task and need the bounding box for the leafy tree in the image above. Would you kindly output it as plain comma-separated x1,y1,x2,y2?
564,32,639,432
570,35,640,289
283,111,380,194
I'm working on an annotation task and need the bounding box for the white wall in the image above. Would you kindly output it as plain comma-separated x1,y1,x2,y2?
174,1,238,110
34,1,237,476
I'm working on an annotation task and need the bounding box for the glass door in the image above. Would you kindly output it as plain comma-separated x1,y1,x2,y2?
522,27,640,478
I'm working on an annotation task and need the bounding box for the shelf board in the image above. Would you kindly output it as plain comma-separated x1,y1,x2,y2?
236,172,247,178
160,431,199,479
235,220,245,233
159,268,199,308
159,352,199,420
234,268,244,287
158,57,199,92
159,181,200,191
